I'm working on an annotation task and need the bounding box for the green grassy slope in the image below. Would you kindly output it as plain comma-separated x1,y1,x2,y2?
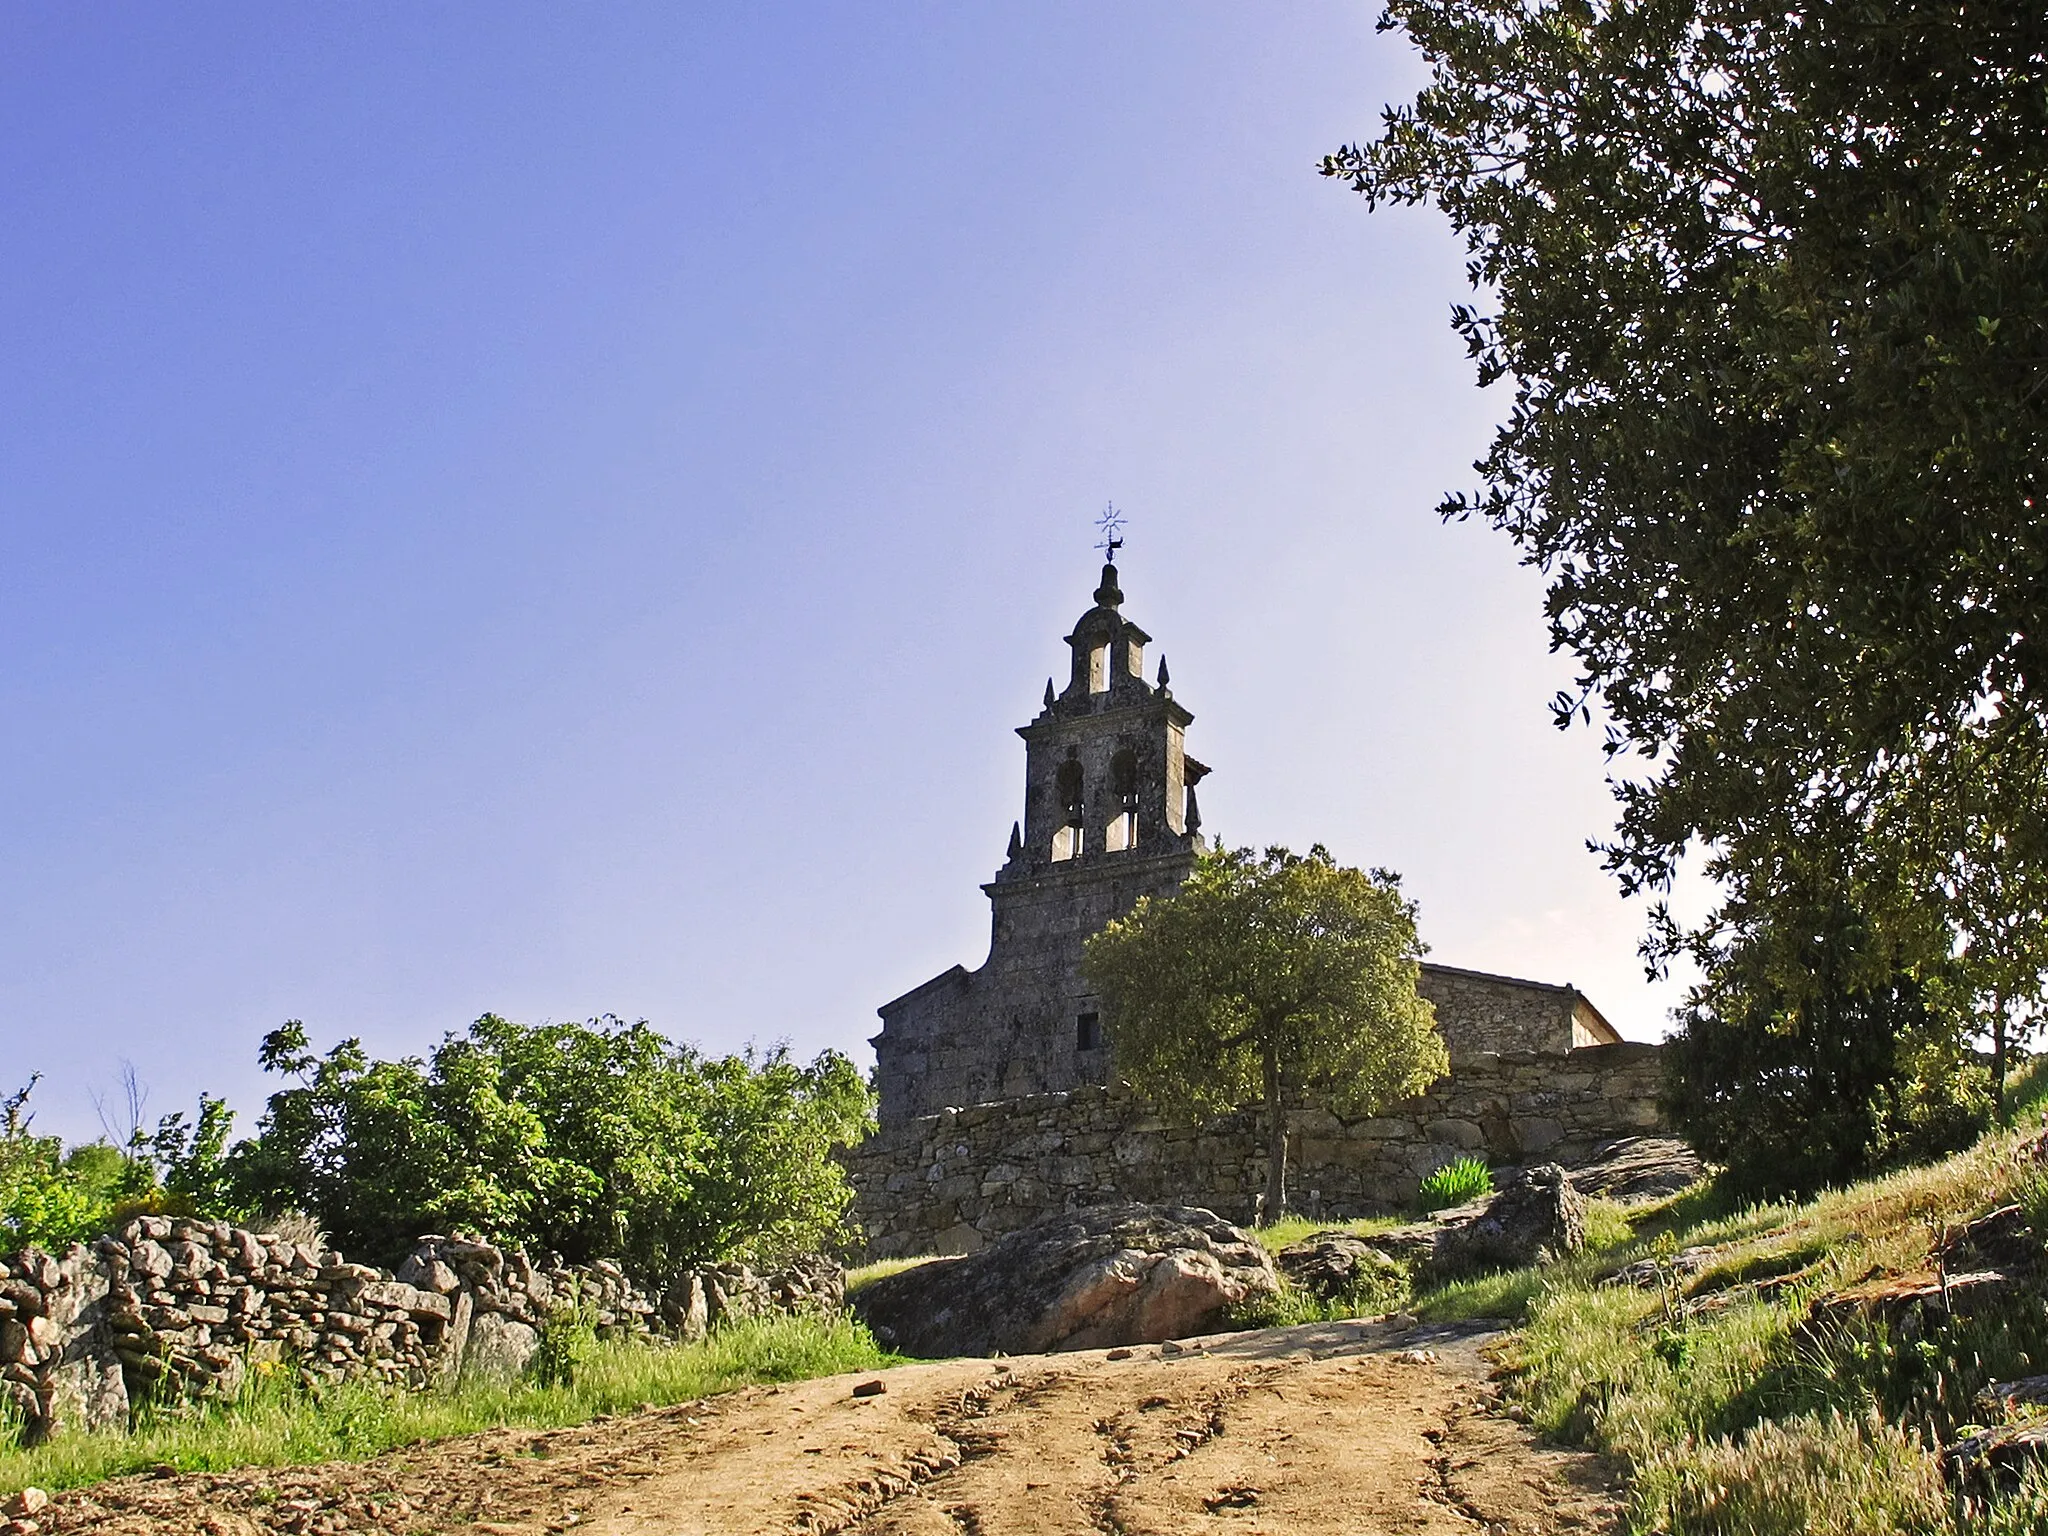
0,1314,895,1497
1469,1065,2048,1534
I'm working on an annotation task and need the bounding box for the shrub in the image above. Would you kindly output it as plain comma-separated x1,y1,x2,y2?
217,1015,877,1270
1417,1156,1492,1212
528,1290,597,1390
0,1079,154,1252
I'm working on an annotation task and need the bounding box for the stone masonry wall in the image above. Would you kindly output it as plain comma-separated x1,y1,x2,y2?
1417,965,1579,1059
846,1043,1664,1259
0,1220,841,1443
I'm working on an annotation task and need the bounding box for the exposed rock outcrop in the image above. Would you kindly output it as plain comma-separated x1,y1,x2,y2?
1424,1164,1586,1280
1562,1137,1705,1204
1936,1203,2044,1274
1943,1424,2048,1491
1274,1231,1407,1301
853,1203,1276,1357
1277,1163,1589,1293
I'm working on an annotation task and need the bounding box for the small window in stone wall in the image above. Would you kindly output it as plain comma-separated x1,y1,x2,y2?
1076,1012,1103,1051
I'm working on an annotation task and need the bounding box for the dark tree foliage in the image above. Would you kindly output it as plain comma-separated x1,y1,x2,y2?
1663,896,1987,1198
219,1015,874,1273
1327,1,2048,1073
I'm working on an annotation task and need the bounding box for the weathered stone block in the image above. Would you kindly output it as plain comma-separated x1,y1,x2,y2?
1426,1119,1486,1150
1351,1118,1412,1141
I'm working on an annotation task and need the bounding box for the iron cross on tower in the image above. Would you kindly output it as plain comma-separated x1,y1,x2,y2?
1094,504,1126,563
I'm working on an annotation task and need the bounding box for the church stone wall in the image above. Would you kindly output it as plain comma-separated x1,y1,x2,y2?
845,1042,1665,1259
1419,965,1588,1059
880,957,1622,1141
875,850,1194,1123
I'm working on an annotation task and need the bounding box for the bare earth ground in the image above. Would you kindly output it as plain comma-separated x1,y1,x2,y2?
27,1319,1621,1536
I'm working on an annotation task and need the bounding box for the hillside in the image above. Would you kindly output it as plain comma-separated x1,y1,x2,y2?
1465,1076,2048,1534
11,1073,2048,1533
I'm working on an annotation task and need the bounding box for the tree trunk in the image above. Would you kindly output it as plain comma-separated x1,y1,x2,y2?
1994,1000,2009,1126
1261,1040,1286,1225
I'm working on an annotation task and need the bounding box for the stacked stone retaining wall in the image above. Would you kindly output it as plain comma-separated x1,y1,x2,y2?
847,1042,1664,1259
0,1219,841,1443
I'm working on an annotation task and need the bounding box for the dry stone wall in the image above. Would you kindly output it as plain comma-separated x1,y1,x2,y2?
846,1043,1664,1259
0,1218,841,1444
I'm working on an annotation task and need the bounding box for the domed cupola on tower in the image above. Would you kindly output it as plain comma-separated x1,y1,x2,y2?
871,556,1210,1125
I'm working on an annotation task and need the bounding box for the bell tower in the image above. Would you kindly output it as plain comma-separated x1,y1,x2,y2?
1004,561,1205,876
872,559,1209,1125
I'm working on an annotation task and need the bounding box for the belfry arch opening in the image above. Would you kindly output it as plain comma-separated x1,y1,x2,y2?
1105,747,1138,852
1052,758,1085,860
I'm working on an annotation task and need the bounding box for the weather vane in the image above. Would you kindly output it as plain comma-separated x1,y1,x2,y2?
1094,503,1126,564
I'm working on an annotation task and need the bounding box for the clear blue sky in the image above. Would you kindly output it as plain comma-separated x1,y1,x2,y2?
3,3,1696,1144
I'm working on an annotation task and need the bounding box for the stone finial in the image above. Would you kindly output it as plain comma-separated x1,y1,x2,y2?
1007,821,1023,860
1093,563,1123,608
1156,655,1170,691
1185,786,1202,834
1044,678,1057,709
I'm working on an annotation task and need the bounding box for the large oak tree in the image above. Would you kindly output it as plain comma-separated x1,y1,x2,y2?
1327,0,2048,1092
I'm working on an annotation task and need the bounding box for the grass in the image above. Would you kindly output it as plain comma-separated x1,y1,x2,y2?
1280,1076,2048,1530
1224,1211,1416,1326
1235,1194,1642,1329
1477,1073,2048,1534
1582,1196,1635,1252
844,1254,940,1293
0,1313,897,1498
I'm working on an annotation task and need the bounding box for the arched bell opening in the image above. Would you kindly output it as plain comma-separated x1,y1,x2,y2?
1052,757,1085,861
1104,747,1139,852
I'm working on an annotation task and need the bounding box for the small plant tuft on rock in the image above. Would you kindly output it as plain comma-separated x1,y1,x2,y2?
1416,1157,1492,1213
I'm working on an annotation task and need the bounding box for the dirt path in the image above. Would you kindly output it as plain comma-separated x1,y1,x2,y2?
29,1319,1620,1536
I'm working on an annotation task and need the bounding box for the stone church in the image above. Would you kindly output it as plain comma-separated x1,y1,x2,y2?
871,558,1626,1130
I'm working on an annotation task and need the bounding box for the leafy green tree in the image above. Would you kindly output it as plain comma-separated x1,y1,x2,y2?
1326,0,2048,1047
1663,903,1987,1199
688,1046,877,1265
0,1078,153,1251
1892,741,2048,1119
1082,845,1447,1220
142,1093,241,1215
222,1015,874,1272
